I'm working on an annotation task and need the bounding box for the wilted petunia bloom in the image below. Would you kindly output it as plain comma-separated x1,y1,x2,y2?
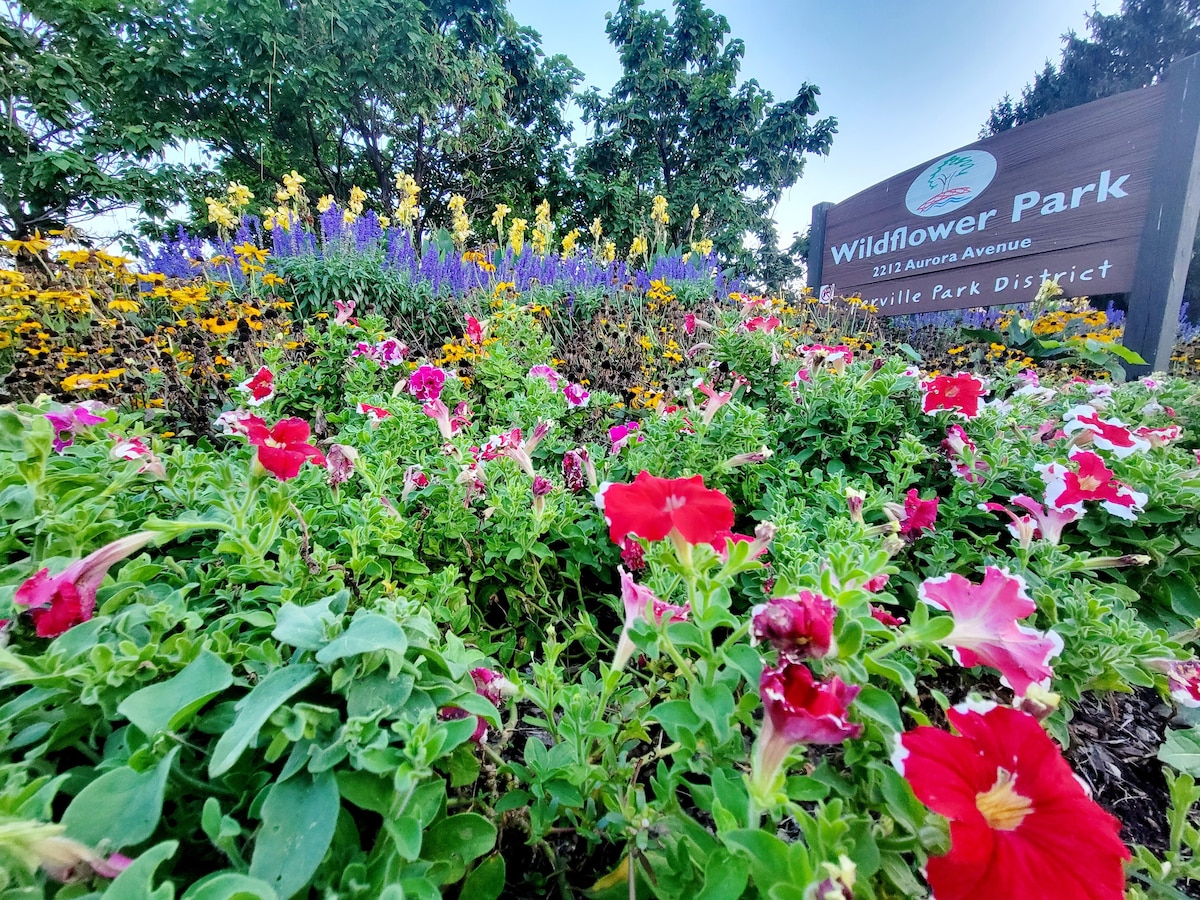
894,701,1129,900
611,566,690,671
15,531,162,637
751,592,837,661
918,567,1063,696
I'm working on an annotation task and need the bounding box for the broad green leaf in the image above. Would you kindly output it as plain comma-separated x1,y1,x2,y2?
422,813,497,883
209,665,318,778
63,748,179,849
119,651,233,737
272,592,347,651
855,686,903,734
100,841,177,900
1160,728,1200,775
315,613,408,664
460,853,505,900
181,873,280,900
248,771,340,899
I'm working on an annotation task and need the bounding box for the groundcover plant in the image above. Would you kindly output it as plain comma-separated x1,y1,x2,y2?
4,194,1200,899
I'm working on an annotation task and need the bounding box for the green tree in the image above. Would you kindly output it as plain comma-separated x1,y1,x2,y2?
572,0,835,278
982,0,1200,313
0,0,197,237
182,0,579,232
983,0,1200,136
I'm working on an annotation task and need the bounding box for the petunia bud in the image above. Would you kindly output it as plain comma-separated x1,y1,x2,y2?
846,487,865,524
1013,683,1061,720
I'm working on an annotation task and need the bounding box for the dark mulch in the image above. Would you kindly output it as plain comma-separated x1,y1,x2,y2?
1066,687,1173,853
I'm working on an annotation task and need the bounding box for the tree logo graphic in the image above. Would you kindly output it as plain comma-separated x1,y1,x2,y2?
905,150,998,217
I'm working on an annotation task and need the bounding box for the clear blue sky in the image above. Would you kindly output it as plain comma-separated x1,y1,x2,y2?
509,0,1122,243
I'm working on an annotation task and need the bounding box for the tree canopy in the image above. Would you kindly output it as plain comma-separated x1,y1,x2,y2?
2,0,836,280
983,0,1200,136
573,0,836,276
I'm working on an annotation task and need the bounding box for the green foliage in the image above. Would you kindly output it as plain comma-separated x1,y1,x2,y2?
573,0,836,274
0,0,196,236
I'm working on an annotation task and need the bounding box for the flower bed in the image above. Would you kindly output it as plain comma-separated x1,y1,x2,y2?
3,218,1200,899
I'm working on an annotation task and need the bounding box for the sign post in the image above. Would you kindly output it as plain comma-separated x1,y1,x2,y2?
806,53,1200,374
1122,54,1200,375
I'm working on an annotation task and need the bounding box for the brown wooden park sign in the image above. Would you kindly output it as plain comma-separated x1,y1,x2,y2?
807,53,1200,374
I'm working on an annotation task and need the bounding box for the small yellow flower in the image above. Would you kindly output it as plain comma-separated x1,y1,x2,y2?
107,299,139,314
317,195,335,213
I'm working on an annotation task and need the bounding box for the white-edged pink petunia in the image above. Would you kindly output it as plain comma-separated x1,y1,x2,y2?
237,366,275,406
1037,448,1148,521
919,567,1063,696
1063,405,1150,458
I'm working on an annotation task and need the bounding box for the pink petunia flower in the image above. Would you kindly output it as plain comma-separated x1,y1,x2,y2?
980,494,1080,546
45,403,107,453
887,489,939,541
611,566,690,671
942,425,988,483
742,315,782,333
109,435,165,478
564,383,590,407
333,299,355,326
608,421,642,455
919,567,1063,695
406,364,447,402
465,315,484,345
527,364,562,391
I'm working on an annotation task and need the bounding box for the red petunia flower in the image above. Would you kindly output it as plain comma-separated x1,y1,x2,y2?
245,417,327,480
894,702,1130,900
357,402,390,426
751,592,836,661
238,366,275,406
921,373,987,419
597,471,734,550
14,531,161,637
919,567,1063,696
1038,448,1147,521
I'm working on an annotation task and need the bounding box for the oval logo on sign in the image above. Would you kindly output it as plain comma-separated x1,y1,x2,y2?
905,150,998,217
